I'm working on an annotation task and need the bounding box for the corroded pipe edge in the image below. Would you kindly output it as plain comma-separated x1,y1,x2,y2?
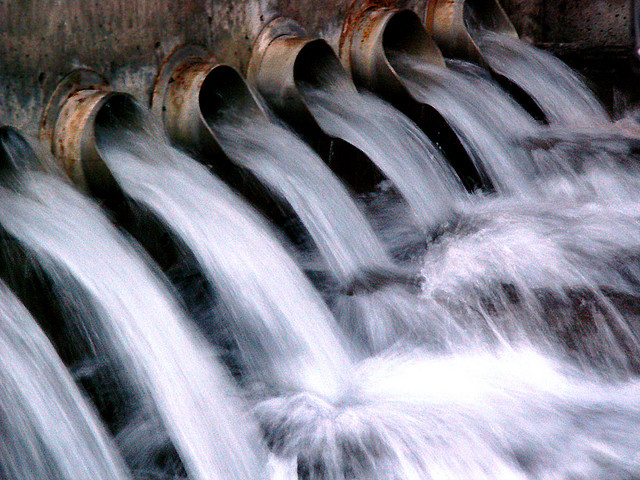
42,69,140,193
424,0,517,63
339,6,445,98
247,17,357,127
153,45,267,158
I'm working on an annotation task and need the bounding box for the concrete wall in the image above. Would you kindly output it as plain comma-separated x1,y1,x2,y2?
1,0,637,133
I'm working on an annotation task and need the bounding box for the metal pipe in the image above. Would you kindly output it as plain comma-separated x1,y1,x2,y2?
339,6,487,190
246,17,388,192
152,45,268,159
340,6,444,102
424,0,517,63
41,69,144,197
247,17,358,133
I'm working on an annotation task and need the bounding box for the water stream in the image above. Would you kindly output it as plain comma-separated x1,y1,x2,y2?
0,173,266,480
210,114,395,284
299,80,465,228
98,131,351,398
389,53,542,195
0,280,132,480
474,30,609,126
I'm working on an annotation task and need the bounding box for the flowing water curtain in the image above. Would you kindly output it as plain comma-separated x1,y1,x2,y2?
0,280,132,480
96,131,352,398
0,174,267,480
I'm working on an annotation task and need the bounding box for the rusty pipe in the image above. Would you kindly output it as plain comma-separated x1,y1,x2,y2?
340,6,445,101
339,6,487,191
246,17,390,193
152,45,268,159
41,69,144,197
423,0,517,64
247,17,358,133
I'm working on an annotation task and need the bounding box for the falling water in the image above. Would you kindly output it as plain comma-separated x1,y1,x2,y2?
210,114,395,284
97,131,351,398
0,280,131,480
5,11,640,480
259,348,640,480
474,30,609,126
389,53,542,195
0,173,266,480
211,116,471,354
299,81,465,228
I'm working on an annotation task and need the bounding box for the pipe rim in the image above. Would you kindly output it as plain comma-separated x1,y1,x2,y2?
247,16,308,85
151,44,212,122
41,69,109,152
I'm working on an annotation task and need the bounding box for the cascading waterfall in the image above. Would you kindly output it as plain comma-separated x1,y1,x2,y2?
5,7,640,480
0,173,266,480
298,78,465,229
97,130,351,397
210,114,394,284
473,30,609,126
0,280,132,480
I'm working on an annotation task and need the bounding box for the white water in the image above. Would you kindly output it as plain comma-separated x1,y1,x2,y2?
299,82,465,228
259,348,640,480
6,26,640,480
0,174,266,480
98,132,351,398
0,281,131,480
474,31,609,126
390,54,541,195
211,115,395,283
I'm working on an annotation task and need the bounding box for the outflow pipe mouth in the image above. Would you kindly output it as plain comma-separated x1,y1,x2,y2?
247,17,357,129
339,6,487,191
340,6,445,98
152,45,268,157
41,69,144,196
0,126,42,178
424,0,517,63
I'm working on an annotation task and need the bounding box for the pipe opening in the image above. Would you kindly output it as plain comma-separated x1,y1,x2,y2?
0,127,41,175
199,65,264,125
94,94,146,144
463,0,516,36
293,39,353,92
383,10,442,65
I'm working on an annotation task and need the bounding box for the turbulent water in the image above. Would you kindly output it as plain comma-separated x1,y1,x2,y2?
474,30,609,126
0,281,131,480
259,348,640,480
299,81,465,228
6,23,640,480
0,174,266,480
210,114,395,284
389,53,542,195
98,132,351,397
